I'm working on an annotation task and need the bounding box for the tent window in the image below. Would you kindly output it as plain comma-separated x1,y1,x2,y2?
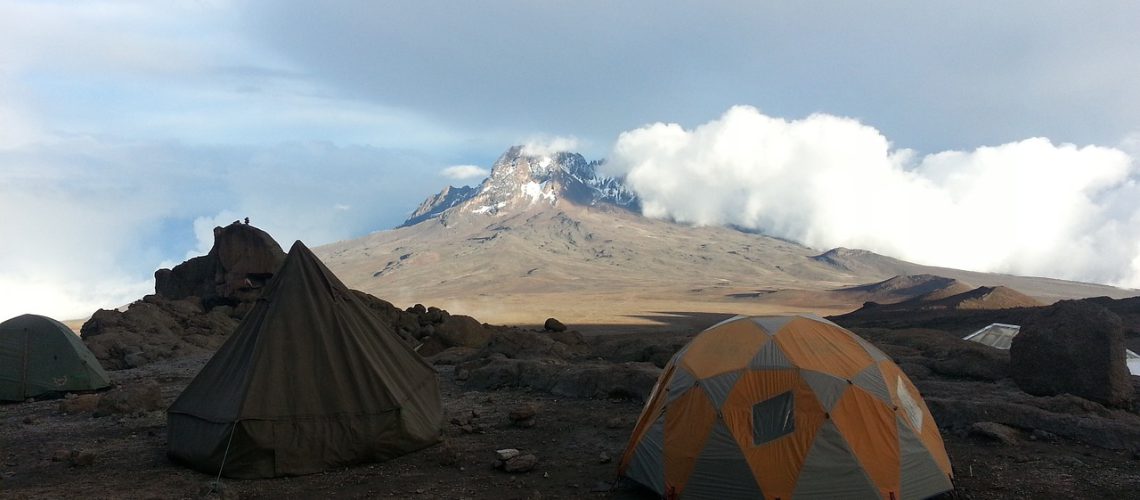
752,391,794,445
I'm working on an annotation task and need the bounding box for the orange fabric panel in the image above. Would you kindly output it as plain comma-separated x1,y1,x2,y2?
722,370,825,499
663,385,717,493
880,362,953,476
774,318,873,379
831,387,900,498
680,320,768,379
619,363,675,472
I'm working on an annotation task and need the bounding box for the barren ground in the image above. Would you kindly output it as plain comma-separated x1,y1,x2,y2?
5,313,1140,499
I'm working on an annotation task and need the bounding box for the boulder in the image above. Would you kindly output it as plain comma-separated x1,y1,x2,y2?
95,381,162,416
435,315,493,349
155,222,285,307
543,318,567,332
1010,300,1133,407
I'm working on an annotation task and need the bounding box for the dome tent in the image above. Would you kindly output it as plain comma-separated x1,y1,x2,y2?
618,314,953,499
0,314,111,401
167,241,442,478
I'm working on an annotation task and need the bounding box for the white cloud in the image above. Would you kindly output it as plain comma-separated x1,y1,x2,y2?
521,136,581,157
608,105,1140,288
440,164,490,181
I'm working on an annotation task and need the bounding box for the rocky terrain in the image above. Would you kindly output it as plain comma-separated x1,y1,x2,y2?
5,302,1140,499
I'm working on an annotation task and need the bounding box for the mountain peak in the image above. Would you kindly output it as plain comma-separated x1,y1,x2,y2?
400,145,638,226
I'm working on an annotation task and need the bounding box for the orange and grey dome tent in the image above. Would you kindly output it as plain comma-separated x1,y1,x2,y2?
167,241,443,478
617,314,953,499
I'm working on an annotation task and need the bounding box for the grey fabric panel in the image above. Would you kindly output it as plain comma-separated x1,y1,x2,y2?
698,370,742,410
751,316,795,336
794,420,880,499
898,416,953,500
801,369,850,411
625,418,667,496
752,391,795,445
851,334,891,362
667,366,698,404
706,314,748,331
681,417,763,500
748,340,794,370
852,363,892,405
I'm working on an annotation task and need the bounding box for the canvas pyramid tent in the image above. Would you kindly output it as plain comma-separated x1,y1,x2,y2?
0,314,111,401
167,241,442,478
618,314,953,499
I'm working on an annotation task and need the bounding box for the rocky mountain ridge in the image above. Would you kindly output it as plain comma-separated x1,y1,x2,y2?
402,146,637,227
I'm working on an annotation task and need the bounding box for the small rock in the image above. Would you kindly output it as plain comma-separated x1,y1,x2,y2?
51,449,72,462
969,422,1020,446
543,318,567,332
509,403,538,427
22,416,36,425
605,417,625,429
598,452,612,464
1030,429,1059,442
1058,456,1085,467
58,394,102,414
496,448,521,461
68,450,96,467
503,454,538,473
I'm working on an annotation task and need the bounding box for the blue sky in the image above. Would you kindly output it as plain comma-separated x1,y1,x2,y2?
2,1,1139,320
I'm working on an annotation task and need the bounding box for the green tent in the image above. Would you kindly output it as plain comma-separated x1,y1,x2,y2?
0,314,111,401
167,241,443,478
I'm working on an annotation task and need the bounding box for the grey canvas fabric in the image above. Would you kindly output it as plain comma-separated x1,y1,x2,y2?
898,416,954,499
793,420,880,498
748,340,794,370
625,418,667,496
682,417,764,499
750,316,795,336
853,363,892,405
699,370,742,410
167,241,443,478
801,369,850,412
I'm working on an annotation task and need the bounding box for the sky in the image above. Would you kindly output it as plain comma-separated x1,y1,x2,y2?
2,1,1139,320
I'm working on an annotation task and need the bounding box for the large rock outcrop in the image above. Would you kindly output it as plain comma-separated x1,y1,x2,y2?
1010,300,1134,407
82,222,286,369
154,222,286,312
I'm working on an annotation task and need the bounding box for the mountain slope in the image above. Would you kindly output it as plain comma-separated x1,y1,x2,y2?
317,146,1135,325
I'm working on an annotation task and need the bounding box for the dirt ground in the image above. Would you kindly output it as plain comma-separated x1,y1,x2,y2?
4,325,1140,500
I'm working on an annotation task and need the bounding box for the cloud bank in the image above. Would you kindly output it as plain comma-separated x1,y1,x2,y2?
0,138,443,322
441,164,490,182
608,106,1140,288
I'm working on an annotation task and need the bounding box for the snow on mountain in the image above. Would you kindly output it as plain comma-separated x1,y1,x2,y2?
400,146,638,226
